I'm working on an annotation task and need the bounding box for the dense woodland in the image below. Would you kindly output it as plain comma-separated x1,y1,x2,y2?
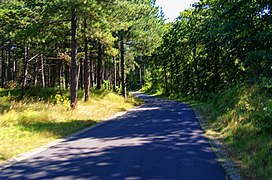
2,0,270,107
141,1,271,178
0,0,163,108
145,0,271,96
1,0,272,178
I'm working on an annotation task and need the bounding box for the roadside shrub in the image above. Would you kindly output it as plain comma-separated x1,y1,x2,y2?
201,78,272,178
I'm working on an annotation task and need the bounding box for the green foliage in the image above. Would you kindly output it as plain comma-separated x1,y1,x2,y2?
145,0,271,97
189,79,272,179
1,0,163,103
102,80,110,90
54,94,70,108
142,3,272,177
148,78,272,179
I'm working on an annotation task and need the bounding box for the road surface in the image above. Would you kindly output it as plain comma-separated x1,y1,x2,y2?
0,93,226,180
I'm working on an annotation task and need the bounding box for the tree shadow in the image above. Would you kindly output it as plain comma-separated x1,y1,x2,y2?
18,120,98,137
0,93,226,180
0,104,10,114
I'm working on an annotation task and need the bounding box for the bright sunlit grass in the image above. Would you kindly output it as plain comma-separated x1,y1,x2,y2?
0,89,141,162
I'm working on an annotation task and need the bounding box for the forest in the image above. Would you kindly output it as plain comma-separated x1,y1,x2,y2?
0,0,163,107
0,0,271,179
142,0,271,179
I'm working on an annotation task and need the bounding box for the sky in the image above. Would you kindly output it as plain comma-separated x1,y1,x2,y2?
156,0,199,22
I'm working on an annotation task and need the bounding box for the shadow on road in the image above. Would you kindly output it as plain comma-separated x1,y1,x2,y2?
0,93,226,180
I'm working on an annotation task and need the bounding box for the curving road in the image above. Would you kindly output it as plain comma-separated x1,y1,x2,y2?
0,93,226,180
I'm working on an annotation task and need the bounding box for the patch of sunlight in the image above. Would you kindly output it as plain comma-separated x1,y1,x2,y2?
129,107,160,111
0,91,139,163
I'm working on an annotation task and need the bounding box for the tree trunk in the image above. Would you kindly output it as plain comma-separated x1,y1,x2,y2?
7,47,12,82
70,8,78,109
33,56,38,86
118,55,121,89
84,19,90,101
13,49,17,81
104,58,107,81
90,49,94,87
139,64,143,89
170,55,174,93
65,63,70,89
1,46,6,88
163,62,168,94
79,58,83,89
76,62,80,90
108,60,112,90
58,60,63,90
41,55,45,87
51,61,56,87
46,60,50,87
120,36,126,98
96,43,103,89
113,56,117,92
90,60,94,88
21,46,29,98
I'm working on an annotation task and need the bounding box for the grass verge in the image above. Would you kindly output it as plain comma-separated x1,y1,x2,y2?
147,78,272,179
0,87,142,163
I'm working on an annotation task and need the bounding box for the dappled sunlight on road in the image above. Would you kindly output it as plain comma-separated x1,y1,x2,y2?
0,93,226,180
129,107,161,111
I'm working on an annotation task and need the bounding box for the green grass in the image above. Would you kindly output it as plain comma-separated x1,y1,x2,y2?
147,78,272,179
0,87,142,162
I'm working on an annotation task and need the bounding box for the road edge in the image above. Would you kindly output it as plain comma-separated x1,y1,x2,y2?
192,108,241,180
141,92,241,180
0,109,133,171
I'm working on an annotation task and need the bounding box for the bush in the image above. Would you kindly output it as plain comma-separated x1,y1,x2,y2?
197,78,272,179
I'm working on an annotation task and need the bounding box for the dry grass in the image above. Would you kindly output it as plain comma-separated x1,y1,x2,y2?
0,90,141,162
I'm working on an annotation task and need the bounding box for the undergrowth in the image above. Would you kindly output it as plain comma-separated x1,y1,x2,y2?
0,87,141,162
145,77,272,179
199,78,272,180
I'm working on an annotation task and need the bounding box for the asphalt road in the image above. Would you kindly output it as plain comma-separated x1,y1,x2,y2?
0,93,226,180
